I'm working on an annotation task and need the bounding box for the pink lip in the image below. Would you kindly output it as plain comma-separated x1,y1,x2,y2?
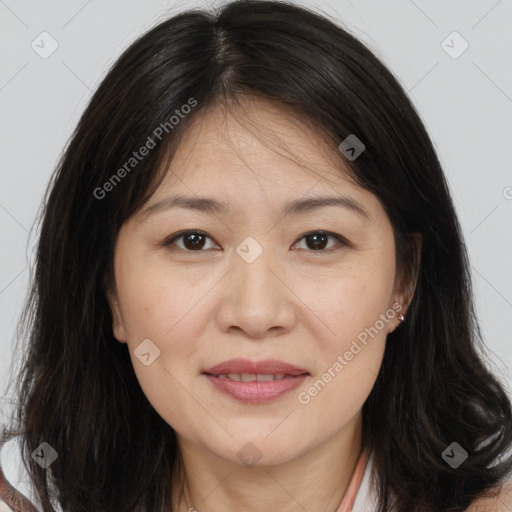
202,358,309,404
203,358,309,376
204,374,308,403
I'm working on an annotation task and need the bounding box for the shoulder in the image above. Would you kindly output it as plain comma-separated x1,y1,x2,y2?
0,466,38,512
466,477,512,511
0,438,39,512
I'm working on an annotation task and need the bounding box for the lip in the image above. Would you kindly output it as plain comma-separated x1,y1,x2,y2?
203,358,309,376
204,374,308,403
202,358,309,404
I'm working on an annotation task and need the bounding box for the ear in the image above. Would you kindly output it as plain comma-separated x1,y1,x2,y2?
390,232,422,332
106,291,128,343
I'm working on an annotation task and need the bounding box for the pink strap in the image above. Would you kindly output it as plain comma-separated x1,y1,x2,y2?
335,449,369,512
0,462,38,512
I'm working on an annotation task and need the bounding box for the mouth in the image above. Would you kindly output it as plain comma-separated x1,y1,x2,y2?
202,359,310,403
203,357,309,376
205,373,304,381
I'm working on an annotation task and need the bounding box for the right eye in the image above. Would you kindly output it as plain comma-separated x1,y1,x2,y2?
162,230,220,252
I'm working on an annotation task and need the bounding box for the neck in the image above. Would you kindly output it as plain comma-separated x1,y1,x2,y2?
171,413,363,512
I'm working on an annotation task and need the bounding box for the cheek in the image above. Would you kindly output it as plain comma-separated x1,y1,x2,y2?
310,254,396,343
115,260,206,428
298,248,395,405
297,274,391,426
115,257,213,415
116,255,204,343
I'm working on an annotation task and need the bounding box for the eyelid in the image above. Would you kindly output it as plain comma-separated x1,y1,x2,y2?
162,229,218,251
292,231,348,252
162,230,348,252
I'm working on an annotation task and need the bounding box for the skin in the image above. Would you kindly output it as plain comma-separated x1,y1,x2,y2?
467,480,512,512
109,98,420,512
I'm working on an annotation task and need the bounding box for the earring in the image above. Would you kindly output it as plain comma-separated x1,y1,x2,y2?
398,314,405,323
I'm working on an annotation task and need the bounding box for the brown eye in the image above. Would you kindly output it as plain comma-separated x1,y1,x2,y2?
163,230,347,254
305,232,329,250
164,230,217,252
181,232,206,250
293,231,346,252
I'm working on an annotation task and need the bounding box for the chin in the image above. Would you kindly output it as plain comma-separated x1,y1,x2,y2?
209,435,307,467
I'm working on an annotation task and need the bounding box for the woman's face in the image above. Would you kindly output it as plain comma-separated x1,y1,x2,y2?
110,99,406,465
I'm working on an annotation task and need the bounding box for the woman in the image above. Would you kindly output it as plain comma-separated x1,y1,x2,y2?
1,1,511,510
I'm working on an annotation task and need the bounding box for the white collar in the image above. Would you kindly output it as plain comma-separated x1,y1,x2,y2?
352,451,378,511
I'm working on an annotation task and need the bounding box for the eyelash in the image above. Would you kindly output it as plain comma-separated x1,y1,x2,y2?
162,230,348,254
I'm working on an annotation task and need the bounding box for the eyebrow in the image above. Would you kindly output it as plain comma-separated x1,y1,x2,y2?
139,194,371,222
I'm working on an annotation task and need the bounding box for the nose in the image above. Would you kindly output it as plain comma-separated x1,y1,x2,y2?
216,246,297,339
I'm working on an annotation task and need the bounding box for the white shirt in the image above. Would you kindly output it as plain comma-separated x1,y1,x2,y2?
351,451,378,511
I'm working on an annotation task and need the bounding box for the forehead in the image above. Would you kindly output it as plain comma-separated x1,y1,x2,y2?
155,98,360,195
134,98,386,228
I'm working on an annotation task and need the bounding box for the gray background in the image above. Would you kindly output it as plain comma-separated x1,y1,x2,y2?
1,0,511,482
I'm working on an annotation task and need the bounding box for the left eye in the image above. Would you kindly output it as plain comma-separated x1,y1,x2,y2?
293,231,346,251
163,230,347,252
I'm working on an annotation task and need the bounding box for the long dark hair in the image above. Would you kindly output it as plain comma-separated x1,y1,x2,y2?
3,1,511,510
